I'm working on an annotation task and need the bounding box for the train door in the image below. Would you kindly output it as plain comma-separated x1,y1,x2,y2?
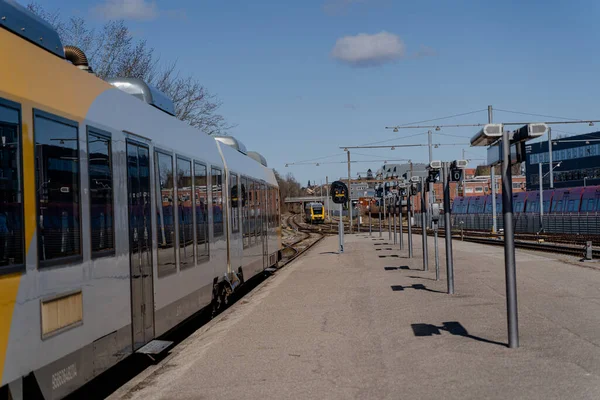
126,141,155,350
261,184,268,268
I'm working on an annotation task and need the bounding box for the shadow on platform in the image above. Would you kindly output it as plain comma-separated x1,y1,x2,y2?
407,275,437,281
384,266,411,271
390,284,445,294
411,321,506,347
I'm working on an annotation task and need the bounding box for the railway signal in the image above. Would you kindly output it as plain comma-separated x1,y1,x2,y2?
330,181,348,253
450,159,468,182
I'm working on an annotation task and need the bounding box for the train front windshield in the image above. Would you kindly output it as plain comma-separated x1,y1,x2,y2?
313,206,323,215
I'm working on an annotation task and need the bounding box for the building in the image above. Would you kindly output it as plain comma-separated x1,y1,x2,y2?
524,131,600,190
379,163,428,180
462,175,526,196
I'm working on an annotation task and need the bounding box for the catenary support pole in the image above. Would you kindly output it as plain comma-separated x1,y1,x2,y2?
378,197,382,237
434,223,440,281
399,196,404,251
393,197,397,244
347,151,352,234
421,178,428,271
339,203,344,253
443,162,454,294
407,190,413,258
488,106,497,234
388,196,392,241
548,127,554,189
326,176,330,221
539,162,544,231
501,130,519,348
369,204,372,236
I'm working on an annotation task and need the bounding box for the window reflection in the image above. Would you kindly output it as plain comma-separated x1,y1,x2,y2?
230,174,239,233
241,177,249,248
194,162,209,261
155,151,176,276
177,157,194,269
212,168,223,238
88,131,114,255
35,112,81,263
0,103,23,269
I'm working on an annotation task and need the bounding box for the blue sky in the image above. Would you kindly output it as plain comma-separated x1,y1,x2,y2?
25,0,600,185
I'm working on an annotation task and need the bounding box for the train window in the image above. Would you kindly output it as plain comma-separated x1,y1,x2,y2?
256,182,262,241
155,151,176,277
194,162,209,262
241,177,249,248
0,99,24,273
87,129,114,257
34,110,81,265
177,157,194,269
230,173,240,233
587,199,595,212
247,180,253,245
211,167,224,238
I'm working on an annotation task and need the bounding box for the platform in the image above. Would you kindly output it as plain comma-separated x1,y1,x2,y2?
110,233,600,400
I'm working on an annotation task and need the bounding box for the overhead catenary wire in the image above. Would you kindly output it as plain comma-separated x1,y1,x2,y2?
494,108,582,121
393,109,487,127
358,131,427,146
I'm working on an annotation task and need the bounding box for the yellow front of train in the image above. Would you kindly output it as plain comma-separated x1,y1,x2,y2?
311,204,325,224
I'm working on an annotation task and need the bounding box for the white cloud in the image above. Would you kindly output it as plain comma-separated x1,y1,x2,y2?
331,31,405,67
94,0,158,21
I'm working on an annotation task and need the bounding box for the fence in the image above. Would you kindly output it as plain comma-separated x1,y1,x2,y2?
413,212,600,235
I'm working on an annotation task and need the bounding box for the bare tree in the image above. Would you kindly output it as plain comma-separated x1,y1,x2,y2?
27,3,235,136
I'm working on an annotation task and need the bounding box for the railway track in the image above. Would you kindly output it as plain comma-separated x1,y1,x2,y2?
409,226,600,259
280,214,325,265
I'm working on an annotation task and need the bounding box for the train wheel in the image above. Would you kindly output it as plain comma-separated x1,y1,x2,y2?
211,283,229,318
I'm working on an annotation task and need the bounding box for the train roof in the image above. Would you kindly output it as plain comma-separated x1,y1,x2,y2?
0,0,65,58
106,78,175,116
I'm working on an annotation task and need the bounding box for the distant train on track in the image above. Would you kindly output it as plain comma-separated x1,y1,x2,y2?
451,185,600,215
304,202,325,224
0,2,282,399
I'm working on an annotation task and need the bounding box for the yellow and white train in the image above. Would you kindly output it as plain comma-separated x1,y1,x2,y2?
0,2,282,399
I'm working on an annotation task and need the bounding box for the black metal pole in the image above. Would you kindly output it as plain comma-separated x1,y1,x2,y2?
408,190,413,258
388,195,392,241
421,179,428,271
434,223,440,281
369,205,372,236
443,163,454,294
400,195,404,251
378,197,382,237
339,203,344,253
502,131,519,348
